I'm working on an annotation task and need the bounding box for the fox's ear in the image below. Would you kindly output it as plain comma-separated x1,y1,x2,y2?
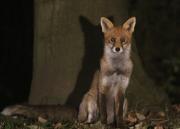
100,17,114,33
122,17,136,33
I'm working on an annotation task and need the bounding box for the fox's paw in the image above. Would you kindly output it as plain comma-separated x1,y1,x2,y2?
86,100,98,123
78,101,87,122
78,94,98,123
123,98,128,119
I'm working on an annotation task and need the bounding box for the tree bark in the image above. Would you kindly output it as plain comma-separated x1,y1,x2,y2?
29,0,168,108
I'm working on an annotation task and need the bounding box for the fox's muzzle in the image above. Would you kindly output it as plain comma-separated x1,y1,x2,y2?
112,46,123,53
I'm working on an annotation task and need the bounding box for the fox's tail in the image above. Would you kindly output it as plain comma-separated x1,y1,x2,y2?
1,104,78,121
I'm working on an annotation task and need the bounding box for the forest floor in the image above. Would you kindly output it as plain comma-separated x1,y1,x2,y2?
0,104,179,129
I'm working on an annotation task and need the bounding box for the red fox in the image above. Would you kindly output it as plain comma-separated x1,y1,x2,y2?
1,17,136,127
78,17,136,127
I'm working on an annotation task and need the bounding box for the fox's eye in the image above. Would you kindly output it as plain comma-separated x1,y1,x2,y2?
122,41,126,45
110,37,115,43
120,38,126,45
121,38,127,45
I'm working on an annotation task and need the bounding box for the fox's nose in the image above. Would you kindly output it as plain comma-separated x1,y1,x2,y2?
115,47,120,52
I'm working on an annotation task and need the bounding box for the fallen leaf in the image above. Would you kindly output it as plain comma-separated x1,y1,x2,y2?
125,112,138,124
135,122,143,129
38,116,47,123
157,111,165,118
154,125,164,129
27,125,44,129
54,122,62,129
136,113,146,121
172,104,180,112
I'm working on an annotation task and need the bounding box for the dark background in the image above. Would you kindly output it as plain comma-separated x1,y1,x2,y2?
0,0,33,109
0,0,179,109
129,0,180,104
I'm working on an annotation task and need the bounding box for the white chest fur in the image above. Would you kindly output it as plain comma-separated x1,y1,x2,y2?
101,45,132,95
101,72,129,95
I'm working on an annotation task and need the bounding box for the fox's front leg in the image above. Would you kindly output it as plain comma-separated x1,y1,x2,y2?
99,92,107,124
114,90,125,127
106,95,115,125
123,98,128,119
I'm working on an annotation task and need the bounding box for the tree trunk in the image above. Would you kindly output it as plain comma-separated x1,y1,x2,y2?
29,0,168,108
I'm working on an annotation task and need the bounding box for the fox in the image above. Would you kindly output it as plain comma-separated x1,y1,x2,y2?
1,17,136,127
78,17,136,127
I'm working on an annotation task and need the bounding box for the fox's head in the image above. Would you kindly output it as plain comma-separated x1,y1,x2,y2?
100,17,136,54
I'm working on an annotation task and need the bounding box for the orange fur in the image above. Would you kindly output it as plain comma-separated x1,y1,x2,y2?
78,17,136,127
